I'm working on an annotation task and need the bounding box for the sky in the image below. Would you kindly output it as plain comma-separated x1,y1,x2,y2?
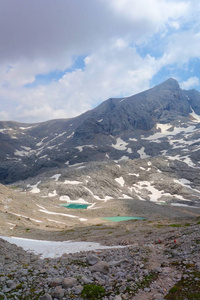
0,0,200,123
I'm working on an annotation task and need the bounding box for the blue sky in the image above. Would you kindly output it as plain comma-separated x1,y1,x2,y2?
0,0,200,123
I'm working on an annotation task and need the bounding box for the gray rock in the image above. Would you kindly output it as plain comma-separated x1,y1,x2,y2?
73,285,83,295
51,286,65,299
39,294,53,300
80,275,93,284
86,254,100,265
49,278,63,287
62,277,78,288
90,261,110,274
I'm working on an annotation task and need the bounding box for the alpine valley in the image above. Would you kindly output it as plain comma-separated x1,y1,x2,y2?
0,78,200,300
1,78,200,231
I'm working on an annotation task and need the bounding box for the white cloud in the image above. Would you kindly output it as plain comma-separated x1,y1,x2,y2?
0,42,160,123
180,77,200,89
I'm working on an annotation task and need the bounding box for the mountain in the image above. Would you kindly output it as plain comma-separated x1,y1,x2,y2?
0,78,200,236
1,78,200,184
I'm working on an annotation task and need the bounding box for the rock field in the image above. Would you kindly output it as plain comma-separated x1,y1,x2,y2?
0,217,199,300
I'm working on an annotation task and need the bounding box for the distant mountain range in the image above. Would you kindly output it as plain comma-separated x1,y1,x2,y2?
1,78,200,185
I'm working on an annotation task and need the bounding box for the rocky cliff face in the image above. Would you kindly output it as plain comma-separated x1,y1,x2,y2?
0,78,200,188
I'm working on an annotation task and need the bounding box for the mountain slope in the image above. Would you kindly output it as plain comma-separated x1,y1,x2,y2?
1,78,200,184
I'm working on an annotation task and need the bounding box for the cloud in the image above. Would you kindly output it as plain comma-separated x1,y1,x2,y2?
0,0,199,123
180,77,200,89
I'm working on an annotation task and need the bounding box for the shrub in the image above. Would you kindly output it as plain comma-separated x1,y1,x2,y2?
81,284,105,299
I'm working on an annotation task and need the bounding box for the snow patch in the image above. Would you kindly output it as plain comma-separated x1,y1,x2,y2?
112,138,128,151
0,236,125,258
64,180,83,185
189,107,200,123
51,174,61,181
137,147,149,159
27,181,41,194
115,177,125,187
48,190,57,197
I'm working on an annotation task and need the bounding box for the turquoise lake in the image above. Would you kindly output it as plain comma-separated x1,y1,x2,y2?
102,216,146,222
62,203,90,209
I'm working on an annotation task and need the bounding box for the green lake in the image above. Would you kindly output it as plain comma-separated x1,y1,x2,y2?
62,203,90,209
102,216,146,222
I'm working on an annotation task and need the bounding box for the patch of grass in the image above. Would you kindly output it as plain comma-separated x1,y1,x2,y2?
81,284,105,299
184,223,191,227
164,268,200,300
169,224,182,227
25,228,30,232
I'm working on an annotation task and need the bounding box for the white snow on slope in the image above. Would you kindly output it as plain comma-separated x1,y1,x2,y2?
0,236,125,259
143,124,196,141
48,190,57,197
112,138,128,150
38,207,87,222
51,174,61,181
189,108,200,123
10,212,42,223
129,137,137,141
115,177,125,187
64,180,83,185
127,148,132,153
84,187,113,202
118,155,129,161
174,178,200,194
27,181,41,193
59,195,89,204
167,155,196,168
76,145,94,152
137,147,149,159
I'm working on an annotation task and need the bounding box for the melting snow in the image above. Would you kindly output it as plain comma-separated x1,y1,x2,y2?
51,174,61,181
137,147,149,159
48,190,57,197
118,155,129,161
128,173,140,177
38,207,87,222
76,145,94,152
189,107,200,123
27,181,41,193
59,196,89,204
115,177,125,187
10,212,42,223
132,181,167,202
64,180,83,185
0,236,125,259
112,138,128,150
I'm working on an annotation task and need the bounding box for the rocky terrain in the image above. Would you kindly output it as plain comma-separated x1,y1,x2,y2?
1,78,200,186
0,78,200,299
0,217,199,299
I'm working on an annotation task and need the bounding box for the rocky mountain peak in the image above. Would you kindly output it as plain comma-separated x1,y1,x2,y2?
0,78,200,184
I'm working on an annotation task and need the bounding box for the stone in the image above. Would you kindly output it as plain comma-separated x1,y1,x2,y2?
49,278,63,287
86,254,100,265
80,275,93,284
62,277,78,288
39,294,52,300
73,285,83,295
51,286,65,299
90,261,110,274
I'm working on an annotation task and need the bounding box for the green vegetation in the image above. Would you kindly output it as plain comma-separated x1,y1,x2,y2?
164,268,200,299
81,284,105,299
